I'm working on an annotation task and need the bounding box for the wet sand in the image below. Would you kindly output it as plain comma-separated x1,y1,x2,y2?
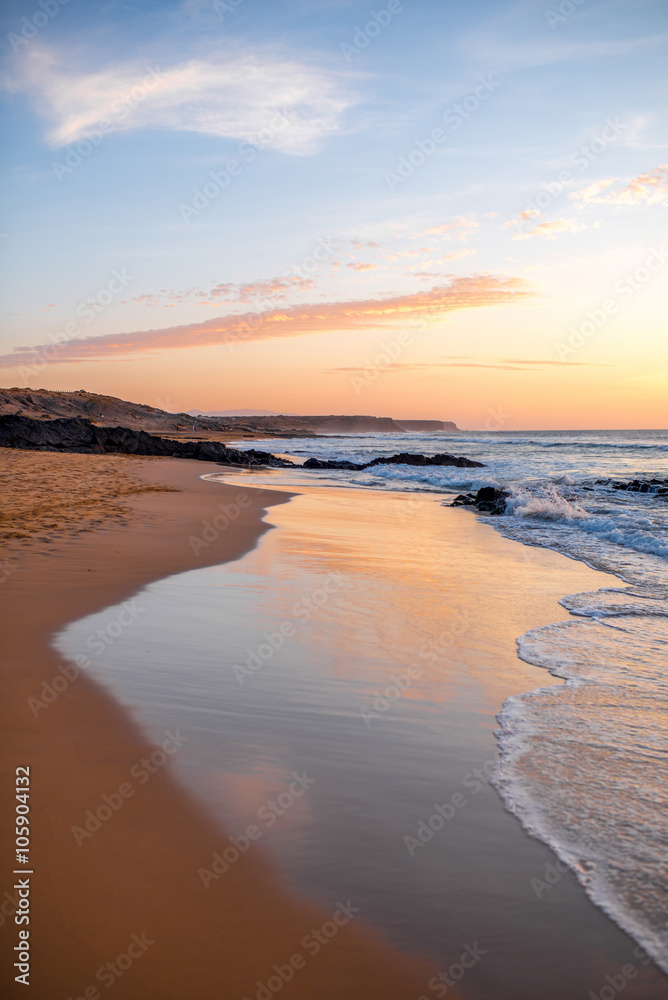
75,473,663,1000
0,452,440,1000
2,454,666,999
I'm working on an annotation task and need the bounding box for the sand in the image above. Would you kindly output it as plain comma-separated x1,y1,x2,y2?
0,451,443,1000
3,452,664,999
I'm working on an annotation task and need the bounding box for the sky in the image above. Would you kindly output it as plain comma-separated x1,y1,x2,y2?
0,0,667,429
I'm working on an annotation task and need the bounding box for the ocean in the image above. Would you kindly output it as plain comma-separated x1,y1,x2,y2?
230,427,668,972
55,427,668,995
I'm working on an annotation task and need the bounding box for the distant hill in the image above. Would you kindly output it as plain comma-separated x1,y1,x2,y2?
0,388,459,438
395,420,459,432
187,408,284,417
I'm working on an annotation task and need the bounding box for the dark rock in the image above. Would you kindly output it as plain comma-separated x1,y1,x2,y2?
449,486,510,515
451,493,478,506
365,452,484,469
0,415,293,467
302,452,484,471
0,416,486,479
594,477,668,498
302,457,366,470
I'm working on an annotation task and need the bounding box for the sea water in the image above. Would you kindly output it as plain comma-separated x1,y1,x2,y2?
227,428,668,973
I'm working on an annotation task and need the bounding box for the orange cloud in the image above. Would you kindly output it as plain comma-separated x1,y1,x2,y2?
346,262,379,271
504,208,540,229
570,164,668,206
0,275,532,368
133,275,315,309
423,216,478,240
443,248,477,262
507,213,588,240
327,356,613,374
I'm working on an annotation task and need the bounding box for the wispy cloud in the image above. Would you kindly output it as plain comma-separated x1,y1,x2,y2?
8,45,358,154
468,31,668,74
133,274,316,310
327,356,614,374
505,210,588,240
419,216,479,240
0,276,532,368
570,164,668,206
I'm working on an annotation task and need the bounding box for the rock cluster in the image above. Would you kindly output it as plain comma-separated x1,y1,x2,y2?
303,452,485,471
0,416,486,476
0,415,292,467
450,486,510,515
596,478,668,497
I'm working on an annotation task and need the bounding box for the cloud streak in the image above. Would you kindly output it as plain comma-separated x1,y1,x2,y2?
505,210,588,240
327,356,613,374
0,276,532,369
571,164,668,206
8,45,358,154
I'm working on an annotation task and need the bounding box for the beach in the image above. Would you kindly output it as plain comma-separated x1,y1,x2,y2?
0,451,439,999
1,450,666,999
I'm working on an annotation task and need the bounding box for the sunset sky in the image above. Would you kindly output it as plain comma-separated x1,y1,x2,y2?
1,0,666,428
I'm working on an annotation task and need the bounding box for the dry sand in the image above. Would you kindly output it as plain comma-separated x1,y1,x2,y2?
0,451,443,1000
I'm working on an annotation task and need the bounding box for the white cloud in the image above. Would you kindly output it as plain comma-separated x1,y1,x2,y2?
570,164,668,206
505,210,588,240
8,45,358,154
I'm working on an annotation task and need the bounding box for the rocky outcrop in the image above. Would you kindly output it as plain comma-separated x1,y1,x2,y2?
0,388,461,439
595,478,668,497
366,452,484,469
0,415,293,467
303,457,367,470
303,452,485,471
0,415,485,475
394,420,459,432
450,486,510,515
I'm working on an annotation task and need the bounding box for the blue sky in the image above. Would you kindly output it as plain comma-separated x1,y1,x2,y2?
0,0,666,426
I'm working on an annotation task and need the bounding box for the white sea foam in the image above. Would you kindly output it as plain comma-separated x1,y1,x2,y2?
493,605,668,973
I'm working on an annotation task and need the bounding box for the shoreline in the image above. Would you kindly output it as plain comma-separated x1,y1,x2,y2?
3,451,665,998
138,477,667,999
0,453,439,999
